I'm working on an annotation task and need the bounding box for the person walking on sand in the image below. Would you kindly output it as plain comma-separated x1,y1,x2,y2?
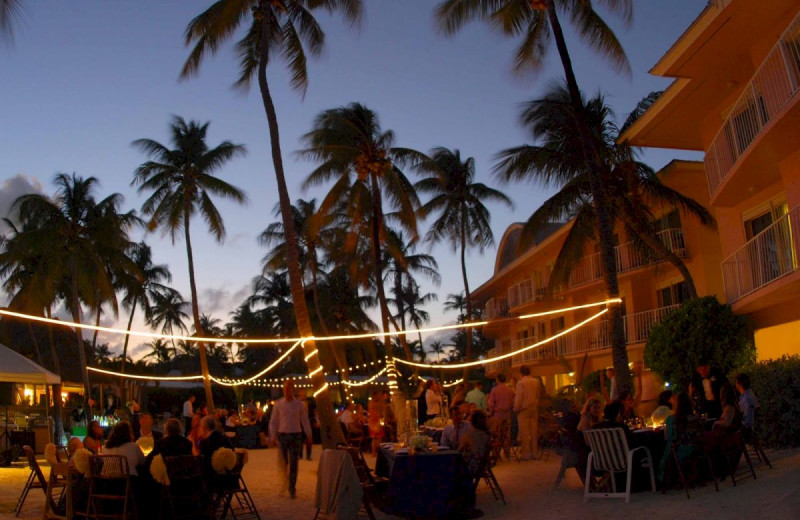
269,380,312,499
514,365,542,460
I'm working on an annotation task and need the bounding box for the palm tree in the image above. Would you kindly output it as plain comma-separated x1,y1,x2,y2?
142,338,176,366
7,173,138,402
132,116,247,410
430,340,445,363
415,147,511,377
181,0,362,448
0,0,21,40
436,0,635,392
149,287,190,350
443,292,466,318
299,103,426,375
118,242,172,402
499,87,715,297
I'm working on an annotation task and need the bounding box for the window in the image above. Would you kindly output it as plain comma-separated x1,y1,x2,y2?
657,282,690,307
744,202,787,240
655,210,682,231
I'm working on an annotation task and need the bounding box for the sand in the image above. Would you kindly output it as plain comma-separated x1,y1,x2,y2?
1,446,797,520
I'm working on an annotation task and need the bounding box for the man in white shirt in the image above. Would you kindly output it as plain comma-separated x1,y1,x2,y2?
269,380,312,498
182,395,195,436
514,365,542,460
338,402,355,431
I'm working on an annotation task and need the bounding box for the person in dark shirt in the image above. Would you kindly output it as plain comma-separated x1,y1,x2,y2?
198,416,232,477
691,362,727,419
591,401,631,438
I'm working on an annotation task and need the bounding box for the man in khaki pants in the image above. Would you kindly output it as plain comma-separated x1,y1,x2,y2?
514,365,542,460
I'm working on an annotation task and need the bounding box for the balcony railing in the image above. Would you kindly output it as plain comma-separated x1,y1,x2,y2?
704,11,800,196
722,205,800,303
484,305,679,371
484,297,509,320
568,228,687,288
508,278,548,309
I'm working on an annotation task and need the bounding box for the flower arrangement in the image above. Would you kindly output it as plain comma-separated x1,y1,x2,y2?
72,448,92,475
211,447,237,474
424,416,449,429
44,443,58,466
150,454,170,485
409,435,430,450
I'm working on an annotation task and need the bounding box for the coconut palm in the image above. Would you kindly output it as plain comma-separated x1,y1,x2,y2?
132,116,247,410
436,0,635,392
299,103,426,372
430,340,445,363
500,87,715,297
0,0,21,40
6,173,138,401
415,147,510,376
149,287,190,349
443,292,466,318
118,242,172,402
181,0,362,447
142,338,176,366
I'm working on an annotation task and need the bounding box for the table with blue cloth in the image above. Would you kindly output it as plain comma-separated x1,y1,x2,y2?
375,447,472,519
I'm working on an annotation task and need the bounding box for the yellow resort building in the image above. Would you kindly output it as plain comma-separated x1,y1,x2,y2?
623,0,800,361
473,160,724,394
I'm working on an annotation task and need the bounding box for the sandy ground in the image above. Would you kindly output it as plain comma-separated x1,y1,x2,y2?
1,447,797,520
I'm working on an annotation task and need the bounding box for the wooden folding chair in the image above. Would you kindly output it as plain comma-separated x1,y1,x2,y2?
160,455,206,520
723,431,757,486
15,445,63,516
210,451,260,520
86,455,137,520
473,452,506,505
583,428,656,503
742,427,772,469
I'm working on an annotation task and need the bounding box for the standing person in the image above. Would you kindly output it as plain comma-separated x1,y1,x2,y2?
487,374,515,459
182,395,195,435
465,382,487,412
601,367,618,403
691,361,727,419
415,379,428,425
425,380,442,420
269,380,312,499
514,365,542,460
368,390,386,456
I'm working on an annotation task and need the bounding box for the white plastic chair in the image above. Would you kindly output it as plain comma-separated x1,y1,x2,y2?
583,428,656,503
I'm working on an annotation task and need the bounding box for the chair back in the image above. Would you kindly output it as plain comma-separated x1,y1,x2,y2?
89,455,129,479
336,445,373,485
583,428,631,473
22,445,49,488
165,455,203,481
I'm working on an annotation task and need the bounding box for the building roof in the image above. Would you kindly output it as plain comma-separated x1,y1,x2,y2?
495,222,564,274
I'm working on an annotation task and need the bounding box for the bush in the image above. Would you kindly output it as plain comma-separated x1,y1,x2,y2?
644,296,754,391
736,355,800,448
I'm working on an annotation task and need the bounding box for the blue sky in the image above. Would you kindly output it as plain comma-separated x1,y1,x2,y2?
0,1,704,359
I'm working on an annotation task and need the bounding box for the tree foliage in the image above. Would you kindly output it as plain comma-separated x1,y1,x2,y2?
644,296,755,391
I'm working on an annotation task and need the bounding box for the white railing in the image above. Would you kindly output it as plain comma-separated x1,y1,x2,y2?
484,297,509,320
722,205,800,302
704,11,800,196
508,278,547,309
486,305,678,371
568,228,687,288
486,341,512,374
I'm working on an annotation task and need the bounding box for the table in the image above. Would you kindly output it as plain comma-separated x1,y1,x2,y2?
420,427,443,444
235,425,260,449
629,428,666,492
376,446,472,518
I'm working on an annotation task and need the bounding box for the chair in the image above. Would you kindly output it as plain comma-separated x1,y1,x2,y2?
661,433,719,499
344,424,365,451
742,427,772,469
489,418,511,464
160,455,206,520
86,455,137,520
722,431,757,486
210,451,260,520
332,445,389,520
15,445,63,516
583,428,656,503
472,452,506,505
537,413,560,463
42,462,79,520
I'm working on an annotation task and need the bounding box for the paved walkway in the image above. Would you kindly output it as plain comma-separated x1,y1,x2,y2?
1,447,797,519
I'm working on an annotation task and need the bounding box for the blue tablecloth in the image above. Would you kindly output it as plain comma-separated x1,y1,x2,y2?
376,447,472,518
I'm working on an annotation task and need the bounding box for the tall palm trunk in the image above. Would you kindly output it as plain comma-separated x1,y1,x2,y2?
545,0,631,393
257,20,342,448
309,254,347,375
27,322,44,366
44,307,64,444
90,300,101,354
69,261,92,404
460,211,474,380
183,203,215,411
119,292,138,404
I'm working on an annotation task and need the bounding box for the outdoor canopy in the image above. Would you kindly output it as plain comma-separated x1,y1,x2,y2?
0,343,60,385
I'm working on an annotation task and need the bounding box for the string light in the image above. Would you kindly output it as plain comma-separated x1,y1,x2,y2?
394,309,609,370
340,367,388,387
308,366,323,377
313,383,329,398
87,367,203,381
442,378,463,388
304,349,319,362
516,298,622,319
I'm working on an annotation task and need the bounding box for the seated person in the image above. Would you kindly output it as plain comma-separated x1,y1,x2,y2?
83,421,105,454
578,398,602,435
67,437,84,461
650,390,674,426
658,392,696,483
338,402,360,434
148,418,193,460
225,410,240,429
135,413,163,442
712,383,739,433
459,410,491,477
103,421,145,476
198,416,232,477
441,400,472,449
591,401,631,438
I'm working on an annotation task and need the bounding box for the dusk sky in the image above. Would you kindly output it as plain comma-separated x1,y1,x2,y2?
0,1,704,359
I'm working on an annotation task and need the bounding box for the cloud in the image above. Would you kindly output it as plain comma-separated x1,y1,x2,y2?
0,174,43,233
199,282,252,316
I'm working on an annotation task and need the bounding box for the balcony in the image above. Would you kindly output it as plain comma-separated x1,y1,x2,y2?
704,11,800,199
568,228,687,288
722,205,800,303
508,278,548,309
484,305,680,372
484,297,509,320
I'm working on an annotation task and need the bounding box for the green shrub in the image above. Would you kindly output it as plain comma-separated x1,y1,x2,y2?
644,296,754,391
735,355,800,448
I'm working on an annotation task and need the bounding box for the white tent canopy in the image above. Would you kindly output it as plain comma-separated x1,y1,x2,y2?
0,343,60,385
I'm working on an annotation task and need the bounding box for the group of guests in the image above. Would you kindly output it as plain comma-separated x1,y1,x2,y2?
338,390,397,456
574,363,762,486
